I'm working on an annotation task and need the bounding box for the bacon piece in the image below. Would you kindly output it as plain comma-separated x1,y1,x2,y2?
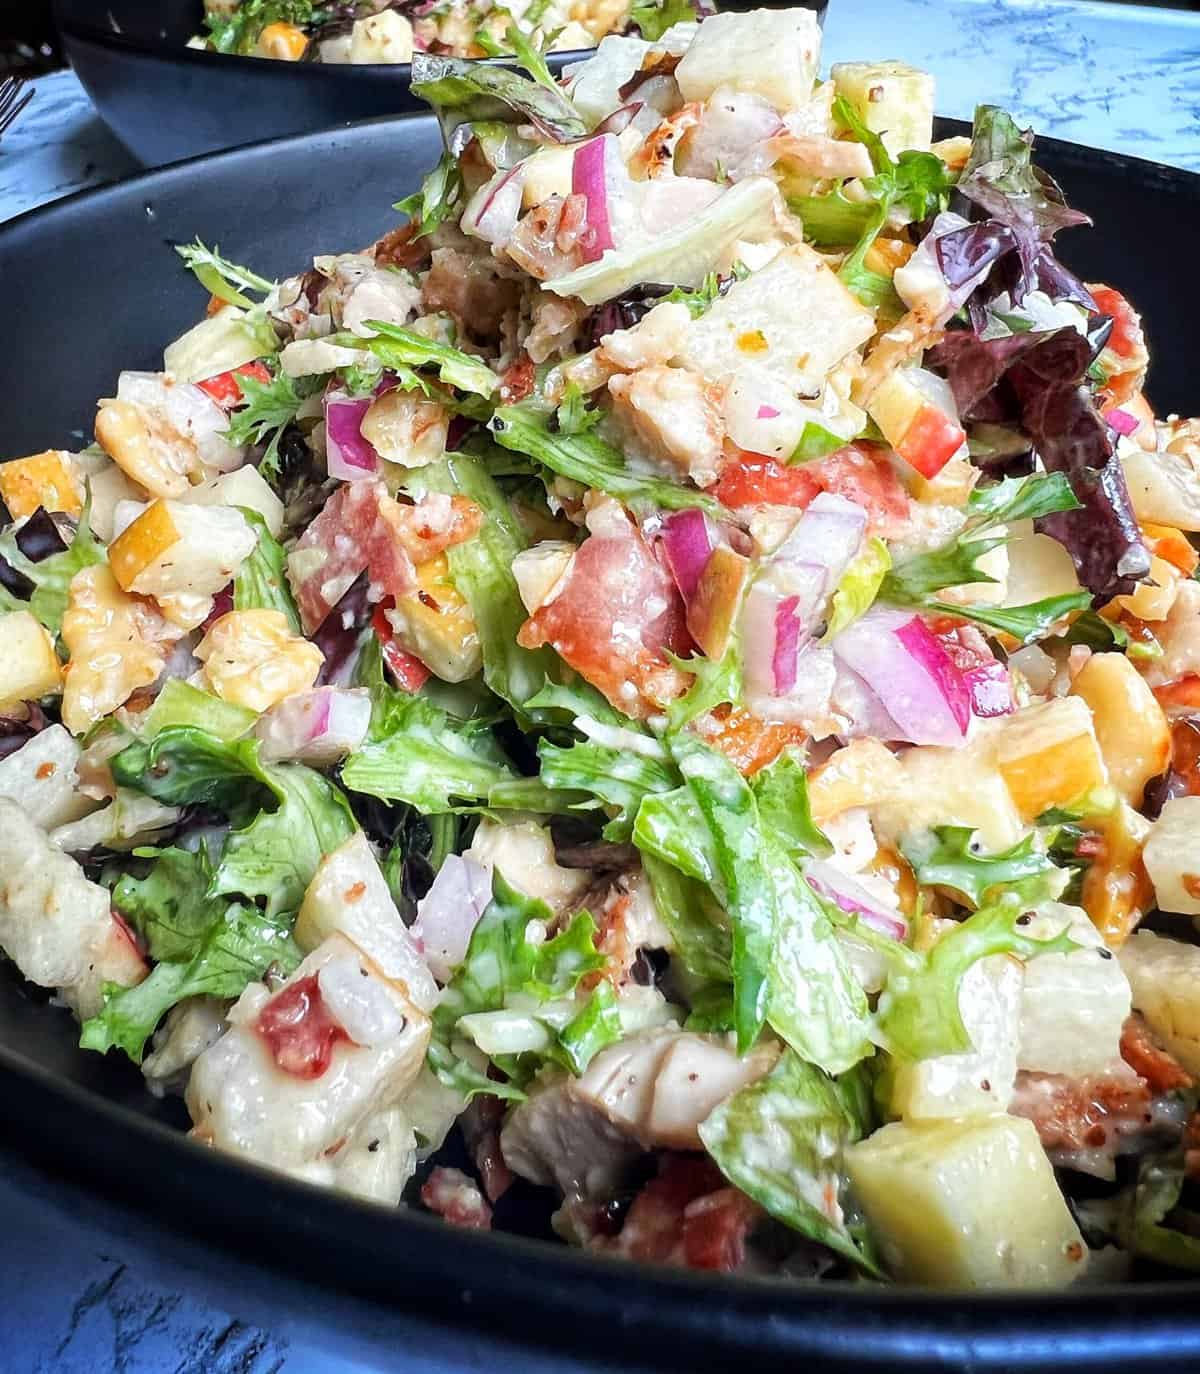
422,247,520,339
1009,1069,1153,1155
599,1155,762,1272
1121,1012,1193,1095
255,973,351,1081
461,1095,515,1204
287,483,480,635
700,705,808,777
518,513,690,718
420,1167,493,1230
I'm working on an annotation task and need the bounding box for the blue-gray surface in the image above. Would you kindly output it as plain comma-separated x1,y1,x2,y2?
0,0,1199,1367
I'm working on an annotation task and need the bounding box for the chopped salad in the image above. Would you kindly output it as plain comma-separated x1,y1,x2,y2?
6,8,1200,1290
192,0,702,63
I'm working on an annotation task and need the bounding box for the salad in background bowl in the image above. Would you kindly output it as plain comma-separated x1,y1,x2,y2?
5,6,1200,1292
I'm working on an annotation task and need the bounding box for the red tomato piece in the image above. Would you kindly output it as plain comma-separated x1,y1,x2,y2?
894,404,966,479
196,360,272,408
518,515,690,718
681,1188,762,1272
256,973,351,1080
371,602,432,692
1090,285,1144,361
711,453,823,510
420,1167,493,1230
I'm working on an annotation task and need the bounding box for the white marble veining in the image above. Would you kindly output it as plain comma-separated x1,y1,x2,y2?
0,0,1197,226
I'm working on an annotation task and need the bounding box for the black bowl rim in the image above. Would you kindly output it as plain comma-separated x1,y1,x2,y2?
52,0,596,80
4,111,1200,1363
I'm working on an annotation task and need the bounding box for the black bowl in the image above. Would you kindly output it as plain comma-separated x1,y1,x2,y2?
54,0,827,166
2,115,1200,1371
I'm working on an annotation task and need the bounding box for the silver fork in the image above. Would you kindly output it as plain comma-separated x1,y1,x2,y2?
0,77,34,140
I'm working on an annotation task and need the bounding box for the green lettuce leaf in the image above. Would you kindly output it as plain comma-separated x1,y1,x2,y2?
175,237,276,307
538,735,677,841
751,747,832,859
665,638,742,732
629,0,699,40
641,853,731,983
1120,1152,1200,1273
0,497,106,637
428,871,606,1099
824,536,890,640
111,726,356,916
880,470,1091,642
341,687,520,812
411,52,587,143
394,151,465,237
140,679,256,743
80,899,300,1062
490,403,725,516
854,899,1079,1060
901,825,1063,908
233,508,301,631
364,321,498,398
788,189,876,247
223,370,322,482
699,1050,881,1273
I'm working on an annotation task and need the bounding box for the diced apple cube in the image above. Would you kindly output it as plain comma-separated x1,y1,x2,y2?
1069,651,1169,807
108,500,256,628
889,954,1022,1120
846,1115,1089,1288
521,146,576,208
565,36,652,127
384,553,481,684
179,466,285,538
512,541,576,615
675,9,821,112
349,9,412,62
1119,930,1200,1073
686,544,749,659
0,611,63,708
995,696,1107,821
0,450,84,520
677,244,875,394
294,832,438,1012
1142,795,1200,916
831,60,935,155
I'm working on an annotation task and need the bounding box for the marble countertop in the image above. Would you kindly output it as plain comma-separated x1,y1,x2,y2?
1,0,1199,226
1,0,1199,1369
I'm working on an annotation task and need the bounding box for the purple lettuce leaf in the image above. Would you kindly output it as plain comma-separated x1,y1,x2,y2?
929,326,1149,600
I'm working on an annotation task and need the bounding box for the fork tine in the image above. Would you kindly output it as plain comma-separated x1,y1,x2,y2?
0,78,32,136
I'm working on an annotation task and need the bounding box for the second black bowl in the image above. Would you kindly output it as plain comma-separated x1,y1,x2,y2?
54,0,826,166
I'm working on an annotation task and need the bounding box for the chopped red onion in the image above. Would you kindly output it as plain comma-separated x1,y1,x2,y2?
832,608,970,747
660,508,716,600
572,135,620,263
410,855,494,984
806,860,908,941
773,595,802,693
255,687,372,764
324,391,378,480
1107,408,1139,436
774,492,866,571
757,404,781,420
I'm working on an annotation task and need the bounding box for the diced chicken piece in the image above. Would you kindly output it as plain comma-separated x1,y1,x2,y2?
1122,434,1200,531
0,610,62,710
1017,903,1132,1077
142,996,230,1097
60,567,169,736
421,246,520,341
348,9,413,62
360,391,448,470
0,799,147,1018
0,725,98,829
675,9,822,112
597,301,692,374
465,819,589,915
108,499,256,629
1143,580,1200,687
608,365,725,487
503,1030,779,1198
178,466,285,538
677,90,786,184
195,609,323,712
676,245,875,396
889,954,1023,1121
95,371,241,497
500,1076,645,1199
0,450,84,521
87,463,147,542
294,832,438,1012
186,934,431,1195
